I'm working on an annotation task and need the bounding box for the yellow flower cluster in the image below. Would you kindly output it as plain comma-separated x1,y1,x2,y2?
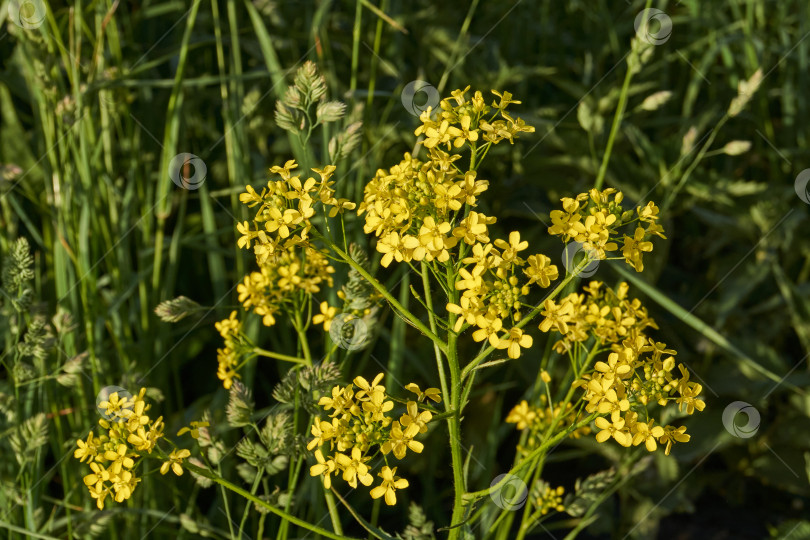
538,281,657,355
548,188,665,272
216,311,242,389
416,87,535,149
539,281,705,455
358,150,488,267
446,230,559,359
233,160,340,341
237,160,355,264
534,482,566,516
506,396,590,457
580,342,702,455
74,389,165,509
358,90,551,360
236,245,334,328
308,374,440,505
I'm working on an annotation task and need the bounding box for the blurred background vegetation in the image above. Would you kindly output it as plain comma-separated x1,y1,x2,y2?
1,0,809,537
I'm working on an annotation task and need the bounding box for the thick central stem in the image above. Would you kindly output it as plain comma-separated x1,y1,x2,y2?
445,264,466,540
447,341,467,539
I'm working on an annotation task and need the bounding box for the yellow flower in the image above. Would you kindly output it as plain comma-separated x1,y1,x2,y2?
310,449,337,489
423,119,463,149
84,462,111,489
370,466,409,506
353,373,386,399
103,443,135,475
382,421,424,459
524,254,558,288
632,421,665,452
658,425,690,455
99,392,133,422
177,421,210,439
335,447,373,488
505,400,536,430
160,448,191,476
312,301,338,331
596,388,630,422
538,299,573,334
594,417,631,447
493,231,528,264
88,483,111,510
215,311,240,339
361,389,395,422
497,327,533,359
452,212,491,245
308,417,337,451
404,383,441,403
112,471,139,503
377,232,407,268
127,422,162,453
637,201,660,222
621,227,653,272
491,90,521,109
400,401,432,434
74,433,100,463
471,314,503,347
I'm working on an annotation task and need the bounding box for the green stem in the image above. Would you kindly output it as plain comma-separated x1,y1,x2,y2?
252,347,308,364
292,306,313,366
445,263,465,540
314,231,448,355
324,488,343,535
420,261,450,409
184,463,360,540
593,59,634,191
237,466,263,538
463,412,599,503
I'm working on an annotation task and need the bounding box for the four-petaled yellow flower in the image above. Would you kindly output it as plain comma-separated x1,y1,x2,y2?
370,466,409,506
160,448,191,476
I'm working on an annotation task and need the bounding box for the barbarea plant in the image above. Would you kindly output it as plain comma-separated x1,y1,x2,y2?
77,63,705,540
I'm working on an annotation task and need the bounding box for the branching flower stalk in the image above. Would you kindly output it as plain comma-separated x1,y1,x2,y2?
72,64,704,539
